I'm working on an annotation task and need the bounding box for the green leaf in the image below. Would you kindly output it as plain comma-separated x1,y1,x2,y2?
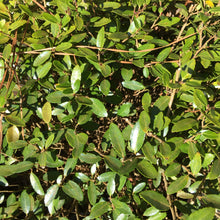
100,63,111,77
100,2,121,9
120,157,138,175
142,142,157,164
5,115,25,127
111,198,132,215
109,123,126,157
93,17,111,27
9,20,26,32
75,95,93,105
62,180,84,201
44,184,59,207
167,175,189,195
6,125,19,143
42,102,52,124
107,176,115,196
71,65,81,94
133,182,146,194
3,44,11,60
142,92,151,111
79,153,101,164
100,79,110,96
88,181,97,205
153,96,170,111
139,111,151,132
96,27,105,49
42,12,58,23
172,118,197,132
90,98,108,117
33,51,51,67
137,159,158,178
64,158,77,177
130,121,145,153
156,47,171,62
45,133,55,149
36,61,52,79
30,172,45,196
187,207,215,220
193,89,207,110
104,155,122,172
19,5,33,16
140,190,169,211
202,194,220,209
157,17,180,27
190,152,201,175
0,176,8,187
165,163,181,177
0,161,33,177
207,159,220,180
20,190,31,215
89,201,111,218
56,42,72,51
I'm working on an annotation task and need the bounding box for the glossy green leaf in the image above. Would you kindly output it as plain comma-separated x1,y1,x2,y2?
33,51,51,67
190,152,201,175
96,26,105,49
45,133,55,149
62,180,83,201
42,13,58,23
10,20,26,32
30,172,45,196
90,98,108,117
88,181,97,205
133,182,146,194
75,172,90,182
0,176,8,187
157,17,180,27
130,121,145,153
20,190,31,214
44,184,59,207
167,175,189,195
63,158,77,177
187,207,215,220
71,65,81,94
172,118,197,132
140,190,169,211
122,81,145,90
120,157,138,175
109,123,125,157
36,61,52,79
6,125,19,143
19,5,33,16
89,201,111,218
56,42,72,51
42,102,52,124
156,47,171,62
5,115,25,127
137,159,158,178
93,17,111,27
79,153,101,164
112,198,132,215
107,177,115,196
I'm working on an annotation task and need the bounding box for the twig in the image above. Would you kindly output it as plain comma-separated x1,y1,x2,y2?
162,172,177,220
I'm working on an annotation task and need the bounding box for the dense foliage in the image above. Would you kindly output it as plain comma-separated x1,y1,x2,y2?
0,0,220,219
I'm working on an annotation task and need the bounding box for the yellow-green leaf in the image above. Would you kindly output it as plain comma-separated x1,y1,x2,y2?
42,102,52,124
6,125,19,143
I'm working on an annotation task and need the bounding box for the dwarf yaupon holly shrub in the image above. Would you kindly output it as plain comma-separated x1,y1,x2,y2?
0,0,220,219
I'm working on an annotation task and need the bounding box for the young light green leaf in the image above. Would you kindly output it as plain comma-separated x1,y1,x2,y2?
19,5,33,16
33,51,51,67
130,121,145,153
56,42,72,51
109,123,126,158
20,190,31,215
165,163,181,177
90,98,108,117
3,44,11,60
62,180,83,201
89,201,111,218
139,111,151,132
190,152,201,175
140,190,169,211
142,92,151,111
44,184,59,207
36,61,52,79
207,159,220,180
137,159,158,179
167,175,189,195
71,65,81,94
42,12,58,23
9,20,26,32
30,172,44,196
6,125,19,143
88,181,97,205
45,133,55,149
193,89,207,110
96,27,105,49
42,102,52,124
